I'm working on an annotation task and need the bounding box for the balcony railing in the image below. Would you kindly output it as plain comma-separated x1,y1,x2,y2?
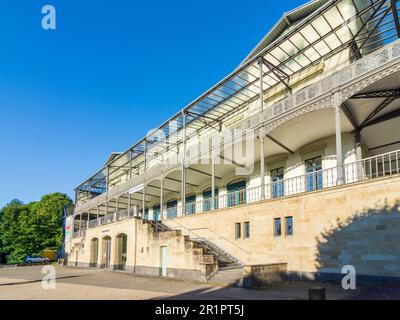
72,149,400,236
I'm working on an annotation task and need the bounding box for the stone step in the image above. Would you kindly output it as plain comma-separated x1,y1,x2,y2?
208,266,244,287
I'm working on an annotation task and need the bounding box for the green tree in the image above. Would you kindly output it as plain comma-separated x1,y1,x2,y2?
0,193,72,263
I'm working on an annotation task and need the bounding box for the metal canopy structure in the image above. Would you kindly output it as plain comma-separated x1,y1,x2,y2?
76,0,400,201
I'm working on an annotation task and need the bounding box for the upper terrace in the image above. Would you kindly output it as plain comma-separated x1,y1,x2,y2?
72,0,400,221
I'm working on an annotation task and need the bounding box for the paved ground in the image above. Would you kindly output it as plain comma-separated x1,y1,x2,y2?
0,265,397,300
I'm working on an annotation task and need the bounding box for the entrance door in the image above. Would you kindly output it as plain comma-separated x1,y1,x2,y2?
271,167,284,198
160,246,168,277
105,239,111,270
305,156,323,191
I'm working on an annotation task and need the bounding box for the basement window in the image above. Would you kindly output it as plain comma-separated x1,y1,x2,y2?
274,218,281,237
244,222,250,239
235,223,241,240
285,216,294,236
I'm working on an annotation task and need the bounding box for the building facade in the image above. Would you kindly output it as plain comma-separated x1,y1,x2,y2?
65,0,400,284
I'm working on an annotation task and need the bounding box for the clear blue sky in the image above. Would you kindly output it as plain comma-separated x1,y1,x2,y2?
0,0,305,206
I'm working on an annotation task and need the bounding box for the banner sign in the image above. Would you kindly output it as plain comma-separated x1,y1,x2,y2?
129,183,144,194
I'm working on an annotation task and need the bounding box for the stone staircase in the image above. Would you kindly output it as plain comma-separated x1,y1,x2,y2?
142,217,243,283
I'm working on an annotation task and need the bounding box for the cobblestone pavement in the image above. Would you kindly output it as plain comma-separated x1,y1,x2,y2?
0,265,394,300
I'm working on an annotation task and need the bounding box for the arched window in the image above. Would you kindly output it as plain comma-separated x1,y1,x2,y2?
226,180,247,207
185,194,196,215
202,188,219,211
167,199,177,219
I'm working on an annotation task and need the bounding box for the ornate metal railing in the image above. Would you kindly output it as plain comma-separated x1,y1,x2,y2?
72,149,400,237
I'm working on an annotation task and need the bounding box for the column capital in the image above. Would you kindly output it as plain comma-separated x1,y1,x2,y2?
332,91,344,109
256,126,268,139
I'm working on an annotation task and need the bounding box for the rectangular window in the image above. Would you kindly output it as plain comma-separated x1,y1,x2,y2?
274,218,281,237
244,222,250,239
235,223,241,239
285,216,294,236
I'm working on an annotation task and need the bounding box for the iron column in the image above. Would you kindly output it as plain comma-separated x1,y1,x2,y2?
259,59,266,200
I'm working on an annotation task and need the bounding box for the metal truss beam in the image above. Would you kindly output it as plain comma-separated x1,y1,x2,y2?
164,176,199,188
349,40,362,61
266,134,294,154
391,0,400,38
369,139,400,151
351,88,400,99
146,184,177,194
260,57,292,94
358,2,393,50
186,110,222,132
360,96,396,128
340,102,359,130
363,107,400,128
188,167,222,180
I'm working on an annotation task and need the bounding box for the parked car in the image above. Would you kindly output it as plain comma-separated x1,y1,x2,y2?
25,255,49,265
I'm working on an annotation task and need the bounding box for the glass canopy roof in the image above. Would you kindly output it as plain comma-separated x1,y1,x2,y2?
76,0,400,197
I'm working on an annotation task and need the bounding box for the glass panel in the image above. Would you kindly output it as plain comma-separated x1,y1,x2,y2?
152,204,161,221
227,180,247,207
324,6,344,29
303,47,320,62
286,216,294,236
185,195,196,215
289,33,308,50
311,16,332,36
300,25,320,43
325,33,342,49
271,167,285,198
244,222,250,239
313,40,331,56
202,188,219,211
335,25,353,43
235,223,241,239
141,208,149,220
167,200,177,219
274,218,281,237
280,40,298,56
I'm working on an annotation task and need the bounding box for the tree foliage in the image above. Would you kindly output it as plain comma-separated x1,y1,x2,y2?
0,193,72,263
